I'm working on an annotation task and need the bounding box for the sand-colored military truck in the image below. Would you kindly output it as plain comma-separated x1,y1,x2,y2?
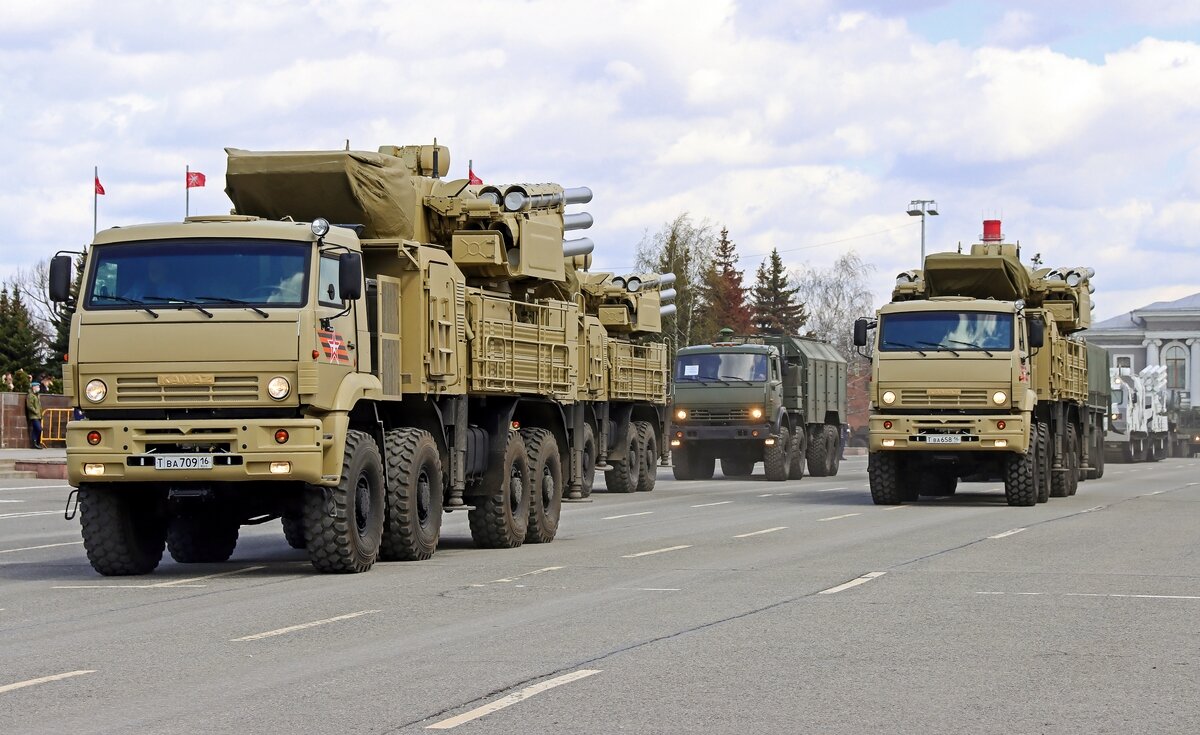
853,219,1105,506
50,143,670,576
669,333,847,481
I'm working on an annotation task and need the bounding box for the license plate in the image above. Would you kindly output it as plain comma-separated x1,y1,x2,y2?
154,455,213,470
925,435,962,445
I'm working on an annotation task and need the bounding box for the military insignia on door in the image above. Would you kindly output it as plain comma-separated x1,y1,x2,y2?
319,330,350,364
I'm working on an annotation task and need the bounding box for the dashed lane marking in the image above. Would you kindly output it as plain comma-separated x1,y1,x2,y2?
0,670,96,695
0,484,71,493
602,511,653,520
817,513,861,522
0,541,83,555
988,528,1027,539
471,566,564,587
882,505,909,511
734,527,787,538
55,565,264,589
427,669,602,729
818,571,886,595
0,510,61,521
622,545,692,558
816,487,847,492
978,591,1200,600
232,609,381,642
690,501,733,508
0,499,26,503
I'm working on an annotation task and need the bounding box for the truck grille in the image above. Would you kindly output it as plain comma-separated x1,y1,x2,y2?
899,388,990,408
116,376,260,403
688,408,751,423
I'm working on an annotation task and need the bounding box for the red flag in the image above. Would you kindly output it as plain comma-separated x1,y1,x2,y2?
94,176,105,195
468,161,482,185
186,171,207,188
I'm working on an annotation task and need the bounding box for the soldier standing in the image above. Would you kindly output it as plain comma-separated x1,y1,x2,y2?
26,383,45,449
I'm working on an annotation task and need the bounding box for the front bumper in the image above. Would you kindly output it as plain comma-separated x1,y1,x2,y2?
868,413,1027,453
66,418,326,486
670,422,775,445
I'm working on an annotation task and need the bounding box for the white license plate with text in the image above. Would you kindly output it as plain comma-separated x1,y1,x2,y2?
925,435,962,445
154,455,213,470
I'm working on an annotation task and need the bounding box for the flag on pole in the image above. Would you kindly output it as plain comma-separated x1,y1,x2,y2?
468,160,482,186
95,176,105,195
186,171,207,188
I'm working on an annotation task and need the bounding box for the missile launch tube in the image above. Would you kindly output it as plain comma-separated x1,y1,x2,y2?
657,272,676,287
659,288,677,301
562,237,595,257
660,304,677,316
563,212,594,231
563,187,592,204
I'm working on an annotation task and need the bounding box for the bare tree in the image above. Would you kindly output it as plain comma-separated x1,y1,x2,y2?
791,251,875,358
634,213,717,352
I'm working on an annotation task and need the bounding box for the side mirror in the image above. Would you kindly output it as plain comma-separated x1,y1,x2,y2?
852,318,869,347
49,255,73,303
338,252,363,300
1027,317,1045,349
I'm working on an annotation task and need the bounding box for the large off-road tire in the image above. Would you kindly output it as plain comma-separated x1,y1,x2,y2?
605,427,641,493
690,452,716,480
1035,423,1050,503
1004,427,1039,507
823,425,842,476
304,429,385,573
1049,423,1072,499
167,511,239,563
380,428,443,562
79,485,168,576
578,423,597,497
281,512,306,549
635,421,657,492
721,457,755,477
788,427,806,480
468,431,530,548
806,426,830,478
522,428,562,544
672,446,695,481
1091,433,1106,479
868,451,903,505
764,426,791,482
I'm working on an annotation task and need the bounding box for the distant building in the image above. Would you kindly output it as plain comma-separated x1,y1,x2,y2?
1087,292,1200,405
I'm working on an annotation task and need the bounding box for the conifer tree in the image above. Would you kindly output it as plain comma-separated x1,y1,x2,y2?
696,227,753,339
0,285,46,377
750,248,806,335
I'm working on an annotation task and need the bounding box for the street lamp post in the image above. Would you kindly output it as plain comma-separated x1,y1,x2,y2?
906,199,938,265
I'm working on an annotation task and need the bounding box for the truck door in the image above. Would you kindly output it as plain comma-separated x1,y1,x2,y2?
315,253,356,378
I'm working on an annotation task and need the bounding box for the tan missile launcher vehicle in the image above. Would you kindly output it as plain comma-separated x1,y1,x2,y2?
51,143,671,576
853,220,1107,506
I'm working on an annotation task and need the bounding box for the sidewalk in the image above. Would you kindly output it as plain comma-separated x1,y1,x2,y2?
0,447,67,480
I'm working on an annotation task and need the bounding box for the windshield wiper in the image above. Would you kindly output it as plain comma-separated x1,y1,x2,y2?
881,340,926,356
943,338,994,357
918,341,960,357
143,295,213,318
92,293,158,318
195,296,269,318
719,375,754,382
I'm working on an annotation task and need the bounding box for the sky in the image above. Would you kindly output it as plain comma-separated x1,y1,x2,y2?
2,0,1199,322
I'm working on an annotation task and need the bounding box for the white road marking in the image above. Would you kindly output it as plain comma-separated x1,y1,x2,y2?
690,501,732,508
758,493,775,497
232,609,381,642
882,505,909,511
818,571,886,595
639,588,681,592
1187,482,1199,487
602,511,653,520
55,565,263,589
622,545,692,558
0,484,71,492
0,670,96,695
472,566,564,587
817,486,847,492
1148,490,1166,495
0,499,26,503
0,510,61,521
0,541,83,555
817,513,861,522
979,591,1200,600
734,526,787,538
989,528,1027,539
1080,506,1105,514
427,669,602,729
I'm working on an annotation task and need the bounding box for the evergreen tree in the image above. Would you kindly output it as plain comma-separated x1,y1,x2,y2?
0,284,46,377
695,227,753,339
634,213,716,352
750,248,806,335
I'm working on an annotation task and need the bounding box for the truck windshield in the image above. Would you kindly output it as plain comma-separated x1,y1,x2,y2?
879,312,1014,352
84,239,310,309
676,353,768,382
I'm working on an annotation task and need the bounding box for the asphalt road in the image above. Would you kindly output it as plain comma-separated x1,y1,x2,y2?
1,456,1198,734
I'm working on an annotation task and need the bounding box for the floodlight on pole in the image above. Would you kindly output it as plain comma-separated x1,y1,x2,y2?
907,199,938,265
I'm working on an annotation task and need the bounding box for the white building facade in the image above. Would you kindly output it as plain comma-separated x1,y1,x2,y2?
1087,292,1200,405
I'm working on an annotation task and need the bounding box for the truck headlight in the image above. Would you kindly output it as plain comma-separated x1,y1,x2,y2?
267,376,291,400
991,391,1007,405
750,407,763,419
85,379,107,403
675,408,687,421
881,390,896,405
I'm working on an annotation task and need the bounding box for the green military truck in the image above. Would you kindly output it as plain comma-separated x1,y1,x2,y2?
51,143,671,576
854,219,1105,506
669,334,847,481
